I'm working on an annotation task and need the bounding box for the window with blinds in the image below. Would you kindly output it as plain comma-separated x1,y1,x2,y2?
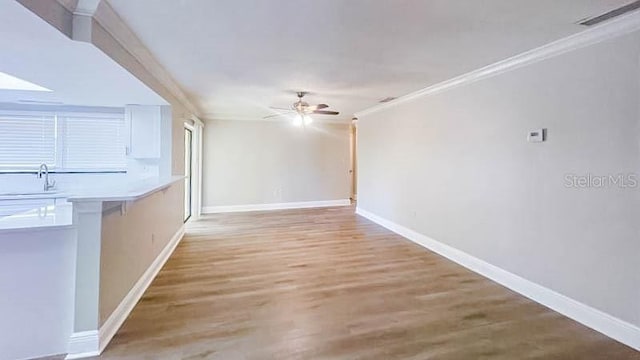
0,110,126,172
0,113,56,168
59,114,126,170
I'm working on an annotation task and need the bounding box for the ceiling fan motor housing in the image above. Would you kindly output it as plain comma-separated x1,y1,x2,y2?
294,101,309,112
294,92,309,112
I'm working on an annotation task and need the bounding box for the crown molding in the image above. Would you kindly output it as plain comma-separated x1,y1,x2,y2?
92,1,201,117
355,10,640,118
17,0,74,37
44,0,201,117
56,0,79,13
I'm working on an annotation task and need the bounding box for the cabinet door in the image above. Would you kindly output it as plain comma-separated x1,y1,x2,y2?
127,105,161,159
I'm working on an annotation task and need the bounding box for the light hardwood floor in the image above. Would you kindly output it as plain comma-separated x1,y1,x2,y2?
89,206,638,359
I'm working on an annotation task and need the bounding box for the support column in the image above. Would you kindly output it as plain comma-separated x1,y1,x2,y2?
67,200,103,357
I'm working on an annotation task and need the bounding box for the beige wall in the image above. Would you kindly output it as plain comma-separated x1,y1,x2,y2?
88,10,190,326
358,30,640,326
203,120,350,208
99,181,183,324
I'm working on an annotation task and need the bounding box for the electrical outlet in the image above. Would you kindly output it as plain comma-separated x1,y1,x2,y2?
528,128,546,143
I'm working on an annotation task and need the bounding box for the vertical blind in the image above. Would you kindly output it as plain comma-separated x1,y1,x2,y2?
0,110,126,171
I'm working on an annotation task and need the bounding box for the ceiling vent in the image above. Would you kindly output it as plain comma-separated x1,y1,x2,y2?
578,0,640,26
379,96,396,103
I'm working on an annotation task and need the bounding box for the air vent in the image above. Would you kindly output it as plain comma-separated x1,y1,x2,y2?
379,96,396,103
579,0,640,26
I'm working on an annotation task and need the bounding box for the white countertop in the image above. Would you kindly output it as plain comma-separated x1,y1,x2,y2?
0,176,184,232
0,202,73,232
66,175,184,202
0,191,68,201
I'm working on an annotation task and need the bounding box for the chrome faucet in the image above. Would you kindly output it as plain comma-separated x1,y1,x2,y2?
37,163,56,191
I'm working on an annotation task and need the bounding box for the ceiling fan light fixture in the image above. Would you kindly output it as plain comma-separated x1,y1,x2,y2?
303,115,313,125
265,91,339,121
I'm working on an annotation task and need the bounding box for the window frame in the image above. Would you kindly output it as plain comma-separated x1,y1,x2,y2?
0,109,127,174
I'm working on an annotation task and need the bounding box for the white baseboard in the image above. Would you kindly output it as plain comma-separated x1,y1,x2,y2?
65,331,99,359
355,207,640,351
66,225,186,359
202,199,351,214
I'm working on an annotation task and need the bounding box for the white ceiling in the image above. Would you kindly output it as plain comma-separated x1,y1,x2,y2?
0,0,165,108
108,0,630,122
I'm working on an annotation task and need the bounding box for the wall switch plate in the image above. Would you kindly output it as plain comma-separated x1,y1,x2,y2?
528,128,546,143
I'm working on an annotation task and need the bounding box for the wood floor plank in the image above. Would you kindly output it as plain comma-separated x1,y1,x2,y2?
90,206,639,359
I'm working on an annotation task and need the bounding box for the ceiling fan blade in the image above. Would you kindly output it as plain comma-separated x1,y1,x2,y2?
307,104,329,111
312,110,340,115
269,106,291,111
263,112,292,119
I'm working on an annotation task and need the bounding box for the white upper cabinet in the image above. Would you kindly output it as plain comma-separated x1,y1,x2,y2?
125,105,161,159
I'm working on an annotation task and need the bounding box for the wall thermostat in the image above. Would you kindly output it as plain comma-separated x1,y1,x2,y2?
528,128,546,143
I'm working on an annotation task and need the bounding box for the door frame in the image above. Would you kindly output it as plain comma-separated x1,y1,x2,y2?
350,118,358,201
184,119,204,221
183,125,193,222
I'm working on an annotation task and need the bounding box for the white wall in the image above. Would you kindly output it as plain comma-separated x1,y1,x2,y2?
203,120,350,208
0,227,75,360
358,29,640,328
6,2,194,358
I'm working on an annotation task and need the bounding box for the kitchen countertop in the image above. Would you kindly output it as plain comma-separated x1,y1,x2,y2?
0,176,184,233
0,191,68,201
0,201,73,233
66,175,185,202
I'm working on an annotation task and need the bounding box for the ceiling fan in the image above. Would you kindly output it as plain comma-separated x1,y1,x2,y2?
264,92,339,126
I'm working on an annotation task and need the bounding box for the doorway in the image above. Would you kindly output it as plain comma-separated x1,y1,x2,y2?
184,126,193,222
350,118,358,202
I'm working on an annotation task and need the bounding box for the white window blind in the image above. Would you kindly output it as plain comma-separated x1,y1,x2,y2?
59,114,126,170
0,113,56,168
0,110,126,172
